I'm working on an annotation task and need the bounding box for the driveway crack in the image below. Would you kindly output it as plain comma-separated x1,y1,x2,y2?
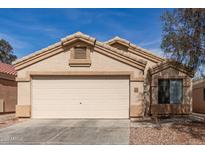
44,127,68,144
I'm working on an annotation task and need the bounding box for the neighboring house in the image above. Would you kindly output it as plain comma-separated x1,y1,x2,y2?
192,78,205,113
13,32,193,119
0,62,17,114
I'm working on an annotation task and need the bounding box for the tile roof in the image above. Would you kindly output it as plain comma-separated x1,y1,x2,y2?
13,32,147,71
105,36,164,62
149,60,194,77
0,62,17,76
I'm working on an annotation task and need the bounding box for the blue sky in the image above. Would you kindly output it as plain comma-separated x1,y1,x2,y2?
0,8,169,58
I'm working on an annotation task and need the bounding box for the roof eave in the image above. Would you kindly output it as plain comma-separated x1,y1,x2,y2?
13,32,148,72
149,61,194,78
105,37,165,63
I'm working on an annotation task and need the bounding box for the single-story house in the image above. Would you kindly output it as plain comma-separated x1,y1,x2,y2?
192,78,205,113
13,32,193,119
0,62,17,114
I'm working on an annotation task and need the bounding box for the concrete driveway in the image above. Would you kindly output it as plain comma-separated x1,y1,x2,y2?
0,119,130,145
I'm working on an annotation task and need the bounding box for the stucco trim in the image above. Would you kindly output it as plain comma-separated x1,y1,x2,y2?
149,60,194,77
16,77,31,82
16,71,144,82
62,37,95,46
151,104,191,115
130,104,144,117
151,76,190,87
131,77,144,82
16,105,31,117
69,59,92,67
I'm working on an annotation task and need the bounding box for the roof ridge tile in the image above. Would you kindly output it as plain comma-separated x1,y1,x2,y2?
13,32,147,68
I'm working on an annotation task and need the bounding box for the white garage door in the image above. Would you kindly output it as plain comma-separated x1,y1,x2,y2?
32,76,129,118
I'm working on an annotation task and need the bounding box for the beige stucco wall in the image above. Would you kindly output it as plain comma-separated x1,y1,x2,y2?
16,38,193,118
128,52,159,75
16,45,146,118
17,48,144,78
130,81,144,117
108,42,160,75
17,82,30,105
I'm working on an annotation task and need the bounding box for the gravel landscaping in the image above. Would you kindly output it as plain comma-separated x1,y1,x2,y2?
130,117,205,145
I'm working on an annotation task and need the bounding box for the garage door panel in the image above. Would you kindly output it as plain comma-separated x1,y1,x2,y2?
32,90,127,96
32,110,128,118
32,76,129,118
33,104,128,110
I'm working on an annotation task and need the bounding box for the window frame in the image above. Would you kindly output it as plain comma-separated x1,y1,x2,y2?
158,79,170,104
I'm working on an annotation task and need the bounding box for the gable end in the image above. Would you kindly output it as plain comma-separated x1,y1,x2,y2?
13,32,147,71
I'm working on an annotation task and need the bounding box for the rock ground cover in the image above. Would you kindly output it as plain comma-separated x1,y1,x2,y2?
130,117,205,144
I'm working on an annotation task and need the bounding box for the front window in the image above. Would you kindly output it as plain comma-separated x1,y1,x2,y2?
158,79,183,104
